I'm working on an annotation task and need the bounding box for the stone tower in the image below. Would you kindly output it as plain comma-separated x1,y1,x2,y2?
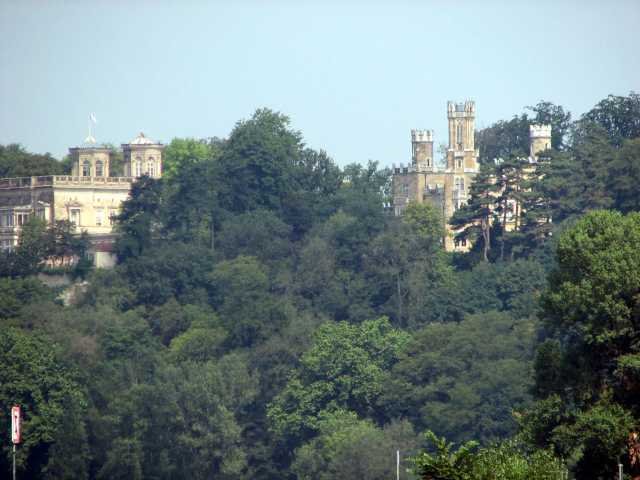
446,101,478,171
69,135,111,177
445,101,479,213
122,133,164,178
529,124,552,158
411,129,434,169
392,100,479,251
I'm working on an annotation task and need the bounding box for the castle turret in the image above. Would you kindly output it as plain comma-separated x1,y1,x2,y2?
122,133,164,178
411,129,434,169
446,101,478,172
529,124,552,158
69,135,111,177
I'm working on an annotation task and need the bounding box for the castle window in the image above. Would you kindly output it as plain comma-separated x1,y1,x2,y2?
148,158,155,177
95,160,104,177
456,123,463,149
82,160,91,177
456,158,463,169
461,239,467,247
455,177,465,192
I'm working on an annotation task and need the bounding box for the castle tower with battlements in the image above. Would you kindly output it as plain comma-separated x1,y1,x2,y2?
529,124,552,158
392,101,551,251
393,100,480,251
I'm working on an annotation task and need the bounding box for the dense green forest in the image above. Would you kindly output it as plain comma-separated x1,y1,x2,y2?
1,93,639,479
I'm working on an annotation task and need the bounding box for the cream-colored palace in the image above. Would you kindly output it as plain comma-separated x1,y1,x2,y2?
0,133,164,267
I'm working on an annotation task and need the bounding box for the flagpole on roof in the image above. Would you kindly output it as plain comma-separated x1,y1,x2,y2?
88,113,97,142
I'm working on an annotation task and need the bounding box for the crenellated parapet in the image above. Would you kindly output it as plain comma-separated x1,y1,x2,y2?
529,124,552,158
447,100,475,117
529,124,552,139
411,129,433,143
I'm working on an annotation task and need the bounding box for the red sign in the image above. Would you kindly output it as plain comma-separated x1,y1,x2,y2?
11,405,21,444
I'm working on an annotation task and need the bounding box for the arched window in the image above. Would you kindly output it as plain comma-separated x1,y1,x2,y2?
455,177,465,192
95,160,104,177
82,160,91,177
135,156,142,177
148,157,155,177
456,122,463,149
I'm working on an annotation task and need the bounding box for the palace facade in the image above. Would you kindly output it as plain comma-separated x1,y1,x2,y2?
0,133,164,267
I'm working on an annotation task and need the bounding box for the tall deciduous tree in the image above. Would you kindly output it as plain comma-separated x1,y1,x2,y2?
267,317,409,445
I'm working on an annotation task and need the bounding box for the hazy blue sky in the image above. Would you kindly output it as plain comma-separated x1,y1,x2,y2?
1,1,638,166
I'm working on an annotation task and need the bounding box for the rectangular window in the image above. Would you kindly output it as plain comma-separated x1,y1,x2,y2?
16,213,29,226
70,208,81,226
95,209,103,226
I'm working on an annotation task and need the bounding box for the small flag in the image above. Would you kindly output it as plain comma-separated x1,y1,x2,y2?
89,113,97,124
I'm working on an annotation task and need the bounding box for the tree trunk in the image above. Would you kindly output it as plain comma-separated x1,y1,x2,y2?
396,272,403,325
500,198,507,261
210,218,215,252
482,217,490,262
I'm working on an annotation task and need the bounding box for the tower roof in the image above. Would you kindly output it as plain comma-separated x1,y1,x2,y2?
129,132,157,145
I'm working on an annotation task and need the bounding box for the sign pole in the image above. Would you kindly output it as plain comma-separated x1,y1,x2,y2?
11,405,21,480
396,449,400,480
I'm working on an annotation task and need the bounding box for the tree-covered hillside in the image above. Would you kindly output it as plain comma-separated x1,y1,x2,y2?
1,93,639,479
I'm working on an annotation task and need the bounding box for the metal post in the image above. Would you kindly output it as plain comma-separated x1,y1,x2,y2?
13,444,16,480
619,463,623,480
396,449,400,480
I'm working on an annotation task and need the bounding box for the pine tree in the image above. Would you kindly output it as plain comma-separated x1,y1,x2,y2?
450,163,498,262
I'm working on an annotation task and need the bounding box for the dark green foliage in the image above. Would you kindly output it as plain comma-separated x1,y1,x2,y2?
209,255,287,348
528,211,640,478
475,114,530,164
0,277,52,319
292,411,420,480
527,100,572,150
0,328,89,478
0,217,90,277
451,163,498,261
121,242,214,306
383,312,536,445
608,138,640,213
0,144,66,177
216,109,303,215
1,95,638,478
267,317,409,444
115,175,164,260
413,431,565,480
581,91,640,146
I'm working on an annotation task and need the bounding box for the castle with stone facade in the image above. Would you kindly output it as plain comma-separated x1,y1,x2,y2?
392,101,551,251
0,133,164,267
